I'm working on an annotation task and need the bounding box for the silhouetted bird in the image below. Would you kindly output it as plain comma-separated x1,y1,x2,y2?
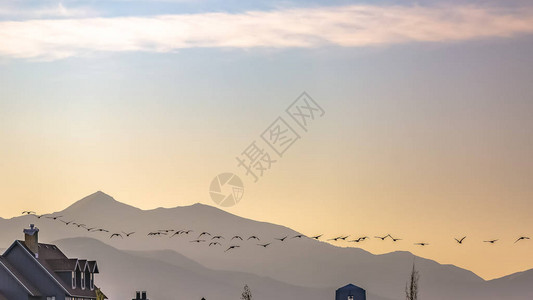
86,227,96,232
414,242,429,246
515,236,530,243
212,235,224,240
110,233,123,239
94,228,109,233
348,238,364,243
328,236,343,241
73,223,86,228
231,235,243,240
275,236,288,242
484,239,498,244
375,235,390,241
46,215,63,220
391,237,402,242
291,234,305,239
209,242,221,246
182,230,193,234
123,231,135,237
190,239,206,243
33,214,47,219
247,236,260,241
198,232,211,238
60,220,74,225
455,236,467,244
225,245,240,252
310,234,323,240
257,243,271,248
22,211,36,215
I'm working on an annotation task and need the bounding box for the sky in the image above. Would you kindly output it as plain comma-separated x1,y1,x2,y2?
1,0,532,280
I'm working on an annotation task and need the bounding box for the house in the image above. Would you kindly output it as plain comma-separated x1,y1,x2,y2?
335,284,366,300
0,224,105,300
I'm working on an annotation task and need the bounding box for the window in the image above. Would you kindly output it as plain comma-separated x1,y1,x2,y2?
90,272,94,290
81,272,85,289
46,297,56,300
72,271,76,289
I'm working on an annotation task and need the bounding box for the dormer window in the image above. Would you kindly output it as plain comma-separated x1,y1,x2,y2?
90,272,94,290
81,272,85,290
71,271,76,289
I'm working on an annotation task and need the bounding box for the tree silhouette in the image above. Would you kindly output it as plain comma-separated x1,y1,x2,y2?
405,263,419,300
241,284,252,300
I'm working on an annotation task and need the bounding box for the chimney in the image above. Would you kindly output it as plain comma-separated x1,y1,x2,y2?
133,291,148,300
23,224,39,258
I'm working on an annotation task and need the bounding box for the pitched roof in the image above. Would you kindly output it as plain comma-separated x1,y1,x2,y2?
0,256,41,297
13,240,99,299
337,284,365,292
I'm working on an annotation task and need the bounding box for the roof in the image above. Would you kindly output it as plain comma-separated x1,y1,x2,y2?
8,240,99,299
0,292,9,300
0,256,42,296
337,284,366,292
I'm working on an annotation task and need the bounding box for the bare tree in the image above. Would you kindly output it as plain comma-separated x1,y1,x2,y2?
405,263,419,300
241,284,252,300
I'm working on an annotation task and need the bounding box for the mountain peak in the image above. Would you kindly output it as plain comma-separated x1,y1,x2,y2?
61,191,140,217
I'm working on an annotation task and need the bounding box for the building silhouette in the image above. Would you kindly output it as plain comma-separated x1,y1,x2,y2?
0,224,105,300
335,284,366,300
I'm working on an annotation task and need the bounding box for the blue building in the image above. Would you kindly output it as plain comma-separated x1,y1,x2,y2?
336,284,366,300
0,224,104,300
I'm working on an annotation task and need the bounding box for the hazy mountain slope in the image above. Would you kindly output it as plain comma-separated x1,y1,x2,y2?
55,237,335,300
1,191,531,300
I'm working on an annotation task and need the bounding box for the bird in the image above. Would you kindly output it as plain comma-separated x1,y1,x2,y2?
182,230,193,234
122,231,135,237
73,223,86,228
275,236,288,242
257,243,271,248
348,238,364,243
291,234,305,239
414,242,429,246
60,220,74,226
32,214,47,219
110,233,123,239
310,234,323,240
209,242,221,247
94,228,109,233
484,239,498,244
211,235,224,240
247,236,260,241
375,235,390,241
225,245,240,252
46,215,63,220
231,235,243,240
515,237,530,243
198,232,211,238
455,236,467,244
328,236,343,241
22,211,36,215
86,227,96,232
170,231,182,238
190,239,206,243
358,236,370,241
389,235,402,242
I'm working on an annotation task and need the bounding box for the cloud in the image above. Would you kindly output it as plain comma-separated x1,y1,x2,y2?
1,4,533,60
0,3,98,20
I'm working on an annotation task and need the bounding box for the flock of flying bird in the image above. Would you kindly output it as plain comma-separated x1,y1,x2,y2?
21,211,530,252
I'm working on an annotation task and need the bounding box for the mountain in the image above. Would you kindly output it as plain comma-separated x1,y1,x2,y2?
1,191,532,300
53,237,334,300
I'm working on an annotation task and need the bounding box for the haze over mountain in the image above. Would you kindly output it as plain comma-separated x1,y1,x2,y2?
1,191,532,299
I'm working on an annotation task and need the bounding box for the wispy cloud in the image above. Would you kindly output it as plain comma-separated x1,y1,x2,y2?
0,3,99,20
1,4,533,60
